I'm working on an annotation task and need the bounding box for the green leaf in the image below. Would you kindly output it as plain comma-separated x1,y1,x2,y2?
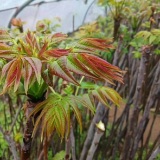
91,86,122,108
132,51,141,58
28,79,47,100
151,29,160,36
80,81,99,89
63,85,74,95
136,31,151,40
52,150,66,160
149,35,156,44
81,94,95,114
154,49,160,55
14,132,23,143
69,96,82,132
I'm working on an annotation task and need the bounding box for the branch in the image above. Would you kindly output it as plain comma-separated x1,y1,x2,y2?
0,126,20,160
82,0,96,25
8,0,34,28
149,146,160,160
70,125,76,160
86,129,104,160
9,104,22,135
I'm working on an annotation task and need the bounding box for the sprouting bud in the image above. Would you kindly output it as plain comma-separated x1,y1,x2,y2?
96,121,105,131
11,18,23,28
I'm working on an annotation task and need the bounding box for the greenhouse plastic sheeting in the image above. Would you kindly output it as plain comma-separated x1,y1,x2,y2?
0,0,105,33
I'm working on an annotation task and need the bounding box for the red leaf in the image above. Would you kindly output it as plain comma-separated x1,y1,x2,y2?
23,61,33,94
79,38,114,51
25,31,39,50
14,59,22,92
4,60,18,89
51,33,67,43
38,42,48,58
78,53,123,84
52,33,67,38
24,57,42,84
1,59,16,80
0,43,15,58
21,42,33,56
45,49,70,58
49,57,79,85
66,54,99,80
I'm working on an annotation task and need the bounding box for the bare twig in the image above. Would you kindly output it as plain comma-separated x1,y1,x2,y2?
0,126,20,160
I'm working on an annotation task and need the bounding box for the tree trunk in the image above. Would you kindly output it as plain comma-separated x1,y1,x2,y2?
21,97,45,160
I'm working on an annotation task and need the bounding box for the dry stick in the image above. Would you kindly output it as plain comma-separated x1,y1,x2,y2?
107,79,137,158
70,125,76,160
86,128,104,160
144,67,160,149
65,119,75,160
80,102,107,160
38,150,44,160
141,54,155,110
139,100,160,160
129,46,151,160
65,115,77,160
80,37,123,160
107,46,137,158
121,45,151,160
146,133,160,160
3,101,8,130
130,61,160,158
65,114,76,160
43,136,48,160
0,126,20,160
111,109,128,159
149,146,160,160
9,104,22,135
108,60,137,159
7,94,14,122
65,134,71,160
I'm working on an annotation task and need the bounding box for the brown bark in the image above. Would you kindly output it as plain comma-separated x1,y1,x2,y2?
21,101,35,160
113,17,121,40
21,96,45,160
86,129,104,160
131,60,160,158
79,103,107,160
121,45,151,160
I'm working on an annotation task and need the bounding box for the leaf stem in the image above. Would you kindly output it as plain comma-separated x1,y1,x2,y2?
75,76,84,96
49,86,56,94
